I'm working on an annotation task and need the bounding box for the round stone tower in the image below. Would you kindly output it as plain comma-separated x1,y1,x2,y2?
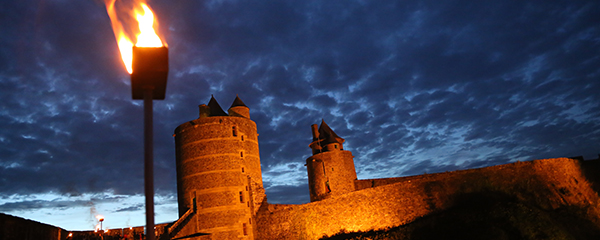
306,120,357,202
173,95,265,239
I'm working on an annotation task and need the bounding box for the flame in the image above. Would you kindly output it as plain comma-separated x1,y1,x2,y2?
134,4,163,47
104,0,166,74
95,224,100,232
96,214,104,221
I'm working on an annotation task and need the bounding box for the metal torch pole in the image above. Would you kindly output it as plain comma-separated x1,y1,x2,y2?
143,87,155,240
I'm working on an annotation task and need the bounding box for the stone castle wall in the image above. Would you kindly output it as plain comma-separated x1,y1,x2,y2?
0,213,68,240
256,158,600,240
355,176,408,190
168,98,599,239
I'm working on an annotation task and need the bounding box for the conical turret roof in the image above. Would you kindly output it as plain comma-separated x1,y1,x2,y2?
318,120,344,145
230,95,248,108
208,95,228,116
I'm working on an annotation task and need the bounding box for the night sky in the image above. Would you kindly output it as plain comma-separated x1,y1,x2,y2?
0,0,598,231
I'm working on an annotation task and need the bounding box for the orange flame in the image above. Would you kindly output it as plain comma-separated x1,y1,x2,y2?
96,214,104,221
104,0,166,74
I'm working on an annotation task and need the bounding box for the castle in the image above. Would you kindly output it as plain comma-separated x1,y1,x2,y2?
165,96,600,240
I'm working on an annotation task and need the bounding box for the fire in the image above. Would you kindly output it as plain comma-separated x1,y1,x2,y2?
96,214,104,221
104,0,166,74
95,224,100,232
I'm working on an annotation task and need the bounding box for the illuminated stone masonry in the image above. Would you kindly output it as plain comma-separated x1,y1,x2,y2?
163,96,600,240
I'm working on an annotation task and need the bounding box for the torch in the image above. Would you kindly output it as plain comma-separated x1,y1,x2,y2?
131,42,168,240
104,2,167,240
97,215,105,231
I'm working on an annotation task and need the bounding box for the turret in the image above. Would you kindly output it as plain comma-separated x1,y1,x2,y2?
306,120,357,202
172,95,264,239
309,120,345,154
228,95,250,118
198,104,210,118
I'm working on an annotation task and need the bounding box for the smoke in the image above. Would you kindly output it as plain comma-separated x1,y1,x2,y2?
88,201,99,229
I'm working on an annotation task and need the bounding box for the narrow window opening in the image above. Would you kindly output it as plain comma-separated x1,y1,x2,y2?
239,191,244,203
232,126,237,137
241,135,244,141
191,190,197,210
242,223,248,235
246,186,248,191
241,167,245,173
334,144,338,149
247,202,249,207
249,218,251,224
240,151,244,158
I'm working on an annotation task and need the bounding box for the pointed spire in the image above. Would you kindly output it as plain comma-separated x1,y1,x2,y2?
207,95,228,116
230,94,248,108
318,120,344,145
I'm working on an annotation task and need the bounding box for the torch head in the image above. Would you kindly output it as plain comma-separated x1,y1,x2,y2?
131,46,169,100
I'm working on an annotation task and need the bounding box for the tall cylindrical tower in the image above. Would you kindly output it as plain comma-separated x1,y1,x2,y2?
173,96,264,239
306,120,357,202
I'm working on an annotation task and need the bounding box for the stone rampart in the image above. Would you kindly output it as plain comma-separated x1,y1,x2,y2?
0,213,68,240
355,176,410,190
256,158,600,239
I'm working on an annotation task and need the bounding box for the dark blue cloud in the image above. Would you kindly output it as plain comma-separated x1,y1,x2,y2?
0,0,598,228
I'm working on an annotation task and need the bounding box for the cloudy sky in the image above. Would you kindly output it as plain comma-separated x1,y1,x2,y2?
0,0,598,231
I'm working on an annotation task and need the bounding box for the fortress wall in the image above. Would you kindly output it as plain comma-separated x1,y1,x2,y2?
582,159,600,193
257,158,600,240
266,204,297,212
0,213,68,240
355,176,412,190
526,158,598,208
61,225,164,240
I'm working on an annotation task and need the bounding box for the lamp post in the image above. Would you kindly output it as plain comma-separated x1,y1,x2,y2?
99,216,104,231
131,46,168,240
